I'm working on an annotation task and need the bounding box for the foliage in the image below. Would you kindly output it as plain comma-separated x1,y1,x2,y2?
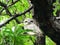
46,36,56,45
0,25,36,45
53,0,60,16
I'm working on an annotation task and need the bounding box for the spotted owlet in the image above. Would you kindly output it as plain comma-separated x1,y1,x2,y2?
23,18,44,45
23,18,43,36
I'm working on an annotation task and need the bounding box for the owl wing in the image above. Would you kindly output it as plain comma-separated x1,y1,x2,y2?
33,24,43,36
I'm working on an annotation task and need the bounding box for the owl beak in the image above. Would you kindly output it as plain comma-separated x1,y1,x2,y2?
28,22,31,24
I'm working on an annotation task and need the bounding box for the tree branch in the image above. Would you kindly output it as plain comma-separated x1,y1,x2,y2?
0,1,20,24
0,6,33,28
9,0,19,6
0,0,19,14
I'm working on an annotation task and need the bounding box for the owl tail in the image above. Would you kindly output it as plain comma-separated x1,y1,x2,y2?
34,34,45,45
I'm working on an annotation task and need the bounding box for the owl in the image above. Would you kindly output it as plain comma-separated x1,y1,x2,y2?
23,18,43,36
23,18,44,45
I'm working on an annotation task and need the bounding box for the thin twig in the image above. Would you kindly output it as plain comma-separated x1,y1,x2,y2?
0,0,19,14
0,1,20,23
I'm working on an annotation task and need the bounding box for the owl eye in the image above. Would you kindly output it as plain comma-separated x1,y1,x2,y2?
25,21,27,23
30,20,33,22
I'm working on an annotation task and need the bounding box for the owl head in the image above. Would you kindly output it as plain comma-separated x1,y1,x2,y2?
23,18,34,25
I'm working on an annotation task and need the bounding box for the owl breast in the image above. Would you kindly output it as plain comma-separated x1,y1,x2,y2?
24,23,43,36
24,23,35,30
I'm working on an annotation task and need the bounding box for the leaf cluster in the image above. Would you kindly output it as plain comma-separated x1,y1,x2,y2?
0,25,36,45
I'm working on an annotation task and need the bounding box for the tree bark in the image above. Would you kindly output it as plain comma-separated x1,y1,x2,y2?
30,0,60,44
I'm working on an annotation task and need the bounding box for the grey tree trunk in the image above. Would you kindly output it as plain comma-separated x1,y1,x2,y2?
30,0,60,44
